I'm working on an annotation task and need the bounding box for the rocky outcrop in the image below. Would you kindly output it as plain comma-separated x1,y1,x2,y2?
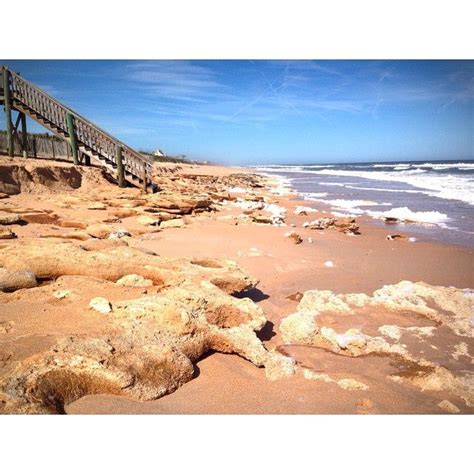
279,281,474,407
0,239,257,293
0,238,294,413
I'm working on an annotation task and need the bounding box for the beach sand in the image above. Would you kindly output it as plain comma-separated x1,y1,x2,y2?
0,155,472,414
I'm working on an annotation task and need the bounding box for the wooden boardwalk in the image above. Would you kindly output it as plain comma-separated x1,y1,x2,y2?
0,66,156,191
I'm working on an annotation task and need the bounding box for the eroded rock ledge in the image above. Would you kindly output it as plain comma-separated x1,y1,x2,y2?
0,239,294,414
279,281,474,409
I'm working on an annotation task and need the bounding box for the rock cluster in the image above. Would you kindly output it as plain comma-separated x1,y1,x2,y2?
303,217,359,235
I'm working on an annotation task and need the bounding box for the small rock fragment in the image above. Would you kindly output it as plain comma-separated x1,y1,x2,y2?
437,400,460,414
324,260,334,268
0,228,17,239
386,234,406,241
89,297,112,314
160,218,185,229
285,231,303,244
53,289,71,299
286,291,304,302
108,228,131,239
116,274,153,287
85,224,113,239
137,215,160,226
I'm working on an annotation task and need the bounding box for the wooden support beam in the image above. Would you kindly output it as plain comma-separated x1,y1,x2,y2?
2,67,14,157
20,113,28,158
13,112,21,132
66,112,79,165
116,144,125,188
142,164,148,193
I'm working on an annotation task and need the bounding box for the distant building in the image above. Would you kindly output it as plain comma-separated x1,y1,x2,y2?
153,149,165,157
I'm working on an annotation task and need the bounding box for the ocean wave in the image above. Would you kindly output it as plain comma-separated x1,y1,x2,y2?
416,162,474,170
343,185,429,195
303,192,328,198
256,166,305,173
372,162,474,170
331,206,450,226
304,198,391,209
373,163,411,169
311,169,474,206
366,207,450,225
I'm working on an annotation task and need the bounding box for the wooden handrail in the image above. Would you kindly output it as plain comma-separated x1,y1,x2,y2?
5,68,154,181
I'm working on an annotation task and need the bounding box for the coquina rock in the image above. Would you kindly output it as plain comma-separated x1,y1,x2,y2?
278,281,474,407
0,238,294,413
0,268,38,292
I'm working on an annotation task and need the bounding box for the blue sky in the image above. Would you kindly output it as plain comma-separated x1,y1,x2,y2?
1,60,473,164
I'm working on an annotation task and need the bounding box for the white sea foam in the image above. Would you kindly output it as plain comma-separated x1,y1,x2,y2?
304,195,450,226
366,207,450,225
228,186,248,193
311,169,474,206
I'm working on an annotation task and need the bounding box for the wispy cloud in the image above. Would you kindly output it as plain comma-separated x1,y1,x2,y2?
116,60,474,131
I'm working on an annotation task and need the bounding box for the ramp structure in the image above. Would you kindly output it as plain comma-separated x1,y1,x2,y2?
0,66,156,191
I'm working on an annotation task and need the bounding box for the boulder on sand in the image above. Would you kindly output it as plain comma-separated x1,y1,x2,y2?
0,212,23,225
0,268,37,292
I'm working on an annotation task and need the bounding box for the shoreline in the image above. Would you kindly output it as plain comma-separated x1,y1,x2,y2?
0,155,472,414
257,166,474,249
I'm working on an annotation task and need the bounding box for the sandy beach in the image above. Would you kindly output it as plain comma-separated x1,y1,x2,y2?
0,155,472,414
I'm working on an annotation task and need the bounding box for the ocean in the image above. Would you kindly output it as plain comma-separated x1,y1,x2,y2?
255,160,474,248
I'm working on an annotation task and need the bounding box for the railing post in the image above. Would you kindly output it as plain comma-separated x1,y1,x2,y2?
2,67,14,157
32,135,37,158
142,164,148,193
116,144,125,188
66,112,79,165
20,113,28,158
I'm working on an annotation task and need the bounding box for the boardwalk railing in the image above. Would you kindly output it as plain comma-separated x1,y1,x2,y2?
1,66,156,191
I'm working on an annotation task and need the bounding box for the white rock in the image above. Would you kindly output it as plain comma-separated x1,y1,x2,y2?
108,228,131,239
324,260,334,268
89,297,112,314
